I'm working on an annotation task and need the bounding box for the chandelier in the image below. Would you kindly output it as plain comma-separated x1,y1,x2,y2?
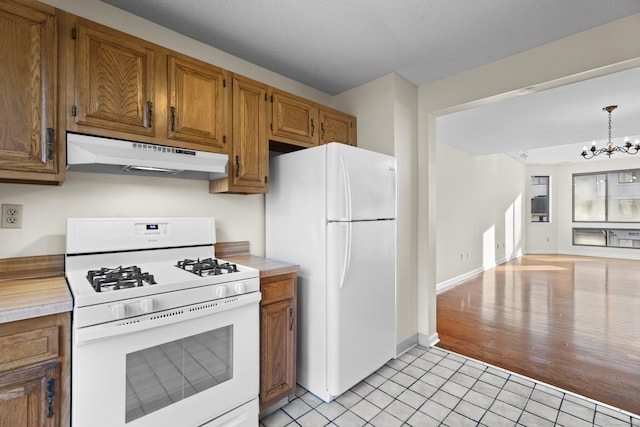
581,105,640,159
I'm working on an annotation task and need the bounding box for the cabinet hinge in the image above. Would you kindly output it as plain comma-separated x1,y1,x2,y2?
71,105,77,117
46,128,54,161
71,27,77,40
289,307,294,331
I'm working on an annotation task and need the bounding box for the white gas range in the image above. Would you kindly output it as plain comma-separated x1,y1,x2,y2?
65,217,260,427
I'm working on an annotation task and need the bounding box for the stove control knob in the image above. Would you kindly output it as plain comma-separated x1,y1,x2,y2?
234,282,246,294
216,286,228,298
140,298,155,313
110,303,126,320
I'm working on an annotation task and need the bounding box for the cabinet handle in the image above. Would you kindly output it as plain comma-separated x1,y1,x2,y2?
146,101,153,128
321,122,325,139
289,308,294,331
46,378,55,418
235,155,240,178
42,128,54,163
311,119,315,137
170,106,176,131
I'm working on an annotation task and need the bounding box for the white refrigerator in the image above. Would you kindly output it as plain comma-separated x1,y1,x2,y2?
266,142,396,402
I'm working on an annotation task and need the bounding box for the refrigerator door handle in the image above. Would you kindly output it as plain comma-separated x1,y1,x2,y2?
338,152,352,221
339,222,352,289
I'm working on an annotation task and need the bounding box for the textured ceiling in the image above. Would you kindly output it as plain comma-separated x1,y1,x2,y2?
99,0,640,163
100,0,640,95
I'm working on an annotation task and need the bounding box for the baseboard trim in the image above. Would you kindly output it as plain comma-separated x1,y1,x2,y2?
436,267,484,294
417,332,439,347
396,334,418,357
436,254,524,294
524,250,560,255
525,249,640,261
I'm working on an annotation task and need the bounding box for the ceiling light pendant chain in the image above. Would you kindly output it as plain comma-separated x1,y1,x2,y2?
581,105,640,159
607,106,613,148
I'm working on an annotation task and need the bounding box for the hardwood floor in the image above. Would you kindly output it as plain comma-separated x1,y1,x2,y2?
436,254,640,416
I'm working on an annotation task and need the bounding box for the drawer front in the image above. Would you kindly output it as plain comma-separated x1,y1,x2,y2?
0,326,59,372
261,277,295,305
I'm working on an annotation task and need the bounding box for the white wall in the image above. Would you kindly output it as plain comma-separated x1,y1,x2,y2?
527,157,640,260
333,74,396,156
0,173,263,258
436,143,526,287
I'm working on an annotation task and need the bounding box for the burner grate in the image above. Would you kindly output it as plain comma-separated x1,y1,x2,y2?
86,266,157,292
176,258,239,277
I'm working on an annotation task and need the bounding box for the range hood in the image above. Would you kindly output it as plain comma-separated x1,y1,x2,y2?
66,133,228,180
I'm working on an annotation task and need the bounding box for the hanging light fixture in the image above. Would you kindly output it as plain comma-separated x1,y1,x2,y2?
581,105,640,159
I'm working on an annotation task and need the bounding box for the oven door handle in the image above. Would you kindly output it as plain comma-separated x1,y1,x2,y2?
76,292,261,344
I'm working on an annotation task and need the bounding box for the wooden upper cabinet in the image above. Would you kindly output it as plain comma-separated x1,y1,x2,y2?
269,88,318,147
319,107,357,146
268,88,357,149
231,76,268,191
67,17,236,155
210,75,267,193
167,55,230,152
72,18,155,137
0,0,63,183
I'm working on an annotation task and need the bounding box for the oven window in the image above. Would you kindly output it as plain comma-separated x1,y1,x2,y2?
125,325,233,423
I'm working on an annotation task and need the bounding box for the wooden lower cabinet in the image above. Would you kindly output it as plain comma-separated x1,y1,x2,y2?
259,272,297,411
0,362,60,427
0,313,70,427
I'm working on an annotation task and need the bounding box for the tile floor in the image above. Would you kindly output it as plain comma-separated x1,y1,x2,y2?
260,346,640,427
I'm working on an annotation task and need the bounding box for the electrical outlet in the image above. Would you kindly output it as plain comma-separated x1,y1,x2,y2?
1,204,23,229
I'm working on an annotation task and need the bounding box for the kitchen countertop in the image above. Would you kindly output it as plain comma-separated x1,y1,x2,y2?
223,254,299,278
0,275,72,324
215,241,299,278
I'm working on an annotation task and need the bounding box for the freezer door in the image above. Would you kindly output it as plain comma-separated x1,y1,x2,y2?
326,220,396,399
326,143,396,221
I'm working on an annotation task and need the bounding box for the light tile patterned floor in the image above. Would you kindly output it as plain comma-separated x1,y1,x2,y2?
260,346,640,427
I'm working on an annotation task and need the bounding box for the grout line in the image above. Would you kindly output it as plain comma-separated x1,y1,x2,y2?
432,345,640,420
262,345,639,427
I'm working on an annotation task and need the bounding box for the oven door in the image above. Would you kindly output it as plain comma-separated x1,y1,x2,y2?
71,292,260,427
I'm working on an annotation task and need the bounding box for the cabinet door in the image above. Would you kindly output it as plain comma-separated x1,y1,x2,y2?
260,298,296,408
167,55,230,152
269,89,318,147
0,362,60,427
73,19,155,136
230,76,268,192
0,1,59,179
319,108,357,146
